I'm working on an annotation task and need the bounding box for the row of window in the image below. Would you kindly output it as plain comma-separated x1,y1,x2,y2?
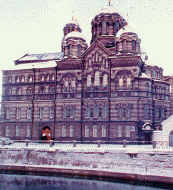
6,86,55,95
7,74,55,84
86,55,108,70
86,72,108,87
4,125,135,138
6,107,54,120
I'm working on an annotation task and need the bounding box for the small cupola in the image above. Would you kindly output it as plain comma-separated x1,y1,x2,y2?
115,24,141,55
62,25,88,58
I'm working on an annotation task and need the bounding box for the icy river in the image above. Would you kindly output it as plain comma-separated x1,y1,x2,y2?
0,173,172,190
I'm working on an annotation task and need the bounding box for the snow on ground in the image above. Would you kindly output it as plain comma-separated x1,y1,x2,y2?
0,142,173,178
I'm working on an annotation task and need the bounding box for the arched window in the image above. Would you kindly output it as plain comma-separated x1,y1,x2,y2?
85,125,89,137
50,87,55,93
118,125,122,137
71,80,76,91
132,41,136,51
95,52,99,62
50,107,54,118
102,106,108,117
94,106,99,117
126,106,131,117
6,108,10,119
125,125,130,137
119,78,123,89
70,107,75,118
119,106,123,117
87,75,91,87
102,125,106,137
52,75,55,81
153,70,156,78
155,107,159,118
21,76,25,83
26,126,31,138
103,74,108,87
5,126,9,137
70,126,74,137
16,76,20,83
16,126,20,137
28,76,33,83
41,75,44,82
69,45,72,55
93,125,97,137
27,107,32,119
40,107,43,118
62,125,66,137
86,106,91,118
94,71,100,86
102,21,106,35
77,44,82,55
63,107,68,118
127,77,131,88
18,88,22,95
16,107,21,119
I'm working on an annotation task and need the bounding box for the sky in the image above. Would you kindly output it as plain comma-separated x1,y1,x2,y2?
0,0,173,87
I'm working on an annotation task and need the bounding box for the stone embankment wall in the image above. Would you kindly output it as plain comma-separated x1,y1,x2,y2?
0,147,173,184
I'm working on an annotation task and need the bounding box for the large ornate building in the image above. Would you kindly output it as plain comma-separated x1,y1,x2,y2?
0,2,171,142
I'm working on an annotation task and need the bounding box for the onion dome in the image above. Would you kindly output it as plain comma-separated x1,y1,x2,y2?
91,2,126,44
62,30,88,58
63,18,82,37
115,24,141,55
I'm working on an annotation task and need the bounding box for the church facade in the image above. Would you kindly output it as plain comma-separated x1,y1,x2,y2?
0,3,171,142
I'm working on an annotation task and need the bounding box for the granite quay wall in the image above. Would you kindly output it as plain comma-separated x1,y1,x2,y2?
0,143,173,184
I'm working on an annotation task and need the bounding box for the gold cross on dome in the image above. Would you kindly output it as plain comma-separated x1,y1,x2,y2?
108,0,111,5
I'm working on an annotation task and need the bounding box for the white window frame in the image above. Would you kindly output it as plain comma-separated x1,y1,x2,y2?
40,107,43,119
125,125,130,137
85,125,89,137
27,107,32,119
62,125,66,137
69,125,74,137
5,126,9,137
26,126,31,137
93,125,97,137
102,125,106,137
16,125,20,137
16,107,21,119
118,125,122,137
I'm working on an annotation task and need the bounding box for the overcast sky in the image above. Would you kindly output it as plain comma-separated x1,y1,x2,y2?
0,0,173,79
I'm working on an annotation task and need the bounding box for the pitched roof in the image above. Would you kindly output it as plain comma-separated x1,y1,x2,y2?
15,52,64,63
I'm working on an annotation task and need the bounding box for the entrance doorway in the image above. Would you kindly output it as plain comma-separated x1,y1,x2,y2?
41,126,51,140
169,131,173,147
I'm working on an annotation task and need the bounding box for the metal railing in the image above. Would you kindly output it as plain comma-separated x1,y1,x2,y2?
1,140,173,150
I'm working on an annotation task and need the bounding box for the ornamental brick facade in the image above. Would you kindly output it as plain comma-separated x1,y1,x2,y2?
0,3,171,141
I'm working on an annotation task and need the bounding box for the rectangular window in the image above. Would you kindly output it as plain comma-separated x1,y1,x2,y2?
16,107,21,119
50,107,54,118
62,125,66,137
26,126,31,137
5,126,9,137
6,108,10,119
125,125,130,137
93,125,97,137
16,126,20,137
27,107,31,119
118,125,122,137
85,125,89,137
70,125,74,137
40,107,43,118
102,125,106,137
